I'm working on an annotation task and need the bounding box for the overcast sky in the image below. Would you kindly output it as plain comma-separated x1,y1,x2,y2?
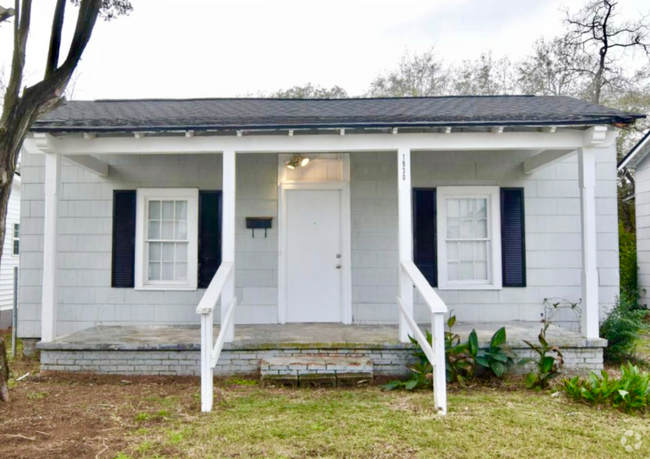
1,0,648,99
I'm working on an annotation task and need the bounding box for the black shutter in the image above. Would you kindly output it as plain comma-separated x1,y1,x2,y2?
501,188,526,287
413,189,437,287
198,191,222,288
111,190,136,288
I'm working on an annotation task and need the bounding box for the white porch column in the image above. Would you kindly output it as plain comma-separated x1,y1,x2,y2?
221,150,236,342
397,147,414,343
578,147,599,339
41,152,61,342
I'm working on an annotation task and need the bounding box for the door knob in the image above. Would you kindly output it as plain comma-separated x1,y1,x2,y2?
336,264,341,269
336,254,341,259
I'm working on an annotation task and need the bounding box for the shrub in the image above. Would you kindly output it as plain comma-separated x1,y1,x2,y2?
619,221,638,305
476,327,517,378
600,296,646,363
444,316,478,384
562,363,649,413
520,323,564,390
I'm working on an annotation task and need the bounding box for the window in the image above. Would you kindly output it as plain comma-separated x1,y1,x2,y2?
436,187,502,289
12,223,19,256
135,189,199,290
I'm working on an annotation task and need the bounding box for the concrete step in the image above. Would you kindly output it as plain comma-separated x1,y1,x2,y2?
260,355,373,388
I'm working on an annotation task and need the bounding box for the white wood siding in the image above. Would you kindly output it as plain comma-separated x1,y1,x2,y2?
18,147,619,337
635,155,650,305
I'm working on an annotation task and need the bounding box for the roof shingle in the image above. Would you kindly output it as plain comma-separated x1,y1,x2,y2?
33,95,644,132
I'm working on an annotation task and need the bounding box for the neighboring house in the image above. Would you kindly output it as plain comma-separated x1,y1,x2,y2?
0,175,20,330
618,130,650,304
16,96,644,411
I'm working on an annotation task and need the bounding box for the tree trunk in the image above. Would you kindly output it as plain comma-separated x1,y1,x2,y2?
0,337,9,402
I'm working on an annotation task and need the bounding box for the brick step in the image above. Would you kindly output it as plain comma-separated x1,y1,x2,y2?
260,355,373,388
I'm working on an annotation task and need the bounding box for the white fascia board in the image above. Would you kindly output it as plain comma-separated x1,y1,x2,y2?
23,129,616,156
618,131,650,170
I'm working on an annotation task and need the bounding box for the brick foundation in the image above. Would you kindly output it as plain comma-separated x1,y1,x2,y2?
39,345,604,377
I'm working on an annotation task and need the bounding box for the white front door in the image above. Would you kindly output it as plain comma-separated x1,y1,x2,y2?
286,189,342,322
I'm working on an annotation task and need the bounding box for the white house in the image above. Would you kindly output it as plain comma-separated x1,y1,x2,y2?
0,175,20,330
18,96,642,412
618,130,650,303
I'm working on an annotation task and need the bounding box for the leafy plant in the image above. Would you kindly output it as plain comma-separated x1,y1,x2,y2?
520,323,564,390
600,296,646,363
444,315,478,384
562,363,650,413
476,327,516,378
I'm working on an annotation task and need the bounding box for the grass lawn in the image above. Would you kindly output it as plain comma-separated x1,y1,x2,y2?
0,357,648,458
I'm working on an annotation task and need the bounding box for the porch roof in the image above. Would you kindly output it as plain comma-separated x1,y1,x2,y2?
33,95,644,133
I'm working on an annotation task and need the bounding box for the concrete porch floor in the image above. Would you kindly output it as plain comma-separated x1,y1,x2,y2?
37,321,606,351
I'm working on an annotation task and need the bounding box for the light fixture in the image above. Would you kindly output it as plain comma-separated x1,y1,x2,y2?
286,154,309,169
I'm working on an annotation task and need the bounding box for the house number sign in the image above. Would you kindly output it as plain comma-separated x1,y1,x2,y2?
401,154,407,181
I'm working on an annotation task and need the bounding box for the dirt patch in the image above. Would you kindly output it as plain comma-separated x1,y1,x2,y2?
0,353,203,459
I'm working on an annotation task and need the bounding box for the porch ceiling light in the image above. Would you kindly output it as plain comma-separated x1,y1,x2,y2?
286,154,309,169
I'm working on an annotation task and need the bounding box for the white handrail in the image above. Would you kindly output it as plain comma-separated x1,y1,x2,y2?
396,296,436,365
401,260,447,314
211,296,237,367
197,262,237,412
196,262,234,314
398,260,448,415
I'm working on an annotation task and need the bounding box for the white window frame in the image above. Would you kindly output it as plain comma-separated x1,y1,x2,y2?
436,186,502,290
135,188,199,291
12,223,19,256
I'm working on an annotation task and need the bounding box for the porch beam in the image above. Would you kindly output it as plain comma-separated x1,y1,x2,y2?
24,130,617,156
578,147,599,339
63,155,109,177
221,150,236,343
523,149,575,175
397,147,414,343
41,152,61,342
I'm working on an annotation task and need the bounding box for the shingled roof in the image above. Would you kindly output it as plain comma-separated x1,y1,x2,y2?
33,95,644,133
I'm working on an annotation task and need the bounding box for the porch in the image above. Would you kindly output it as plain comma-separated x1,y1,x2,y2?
37,322,606,376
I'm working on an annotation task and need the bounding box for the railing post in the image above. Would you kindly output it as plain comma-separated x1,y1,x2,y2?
222,150,236,343
432,312,447,415
200,310,214,412
397,148,414,343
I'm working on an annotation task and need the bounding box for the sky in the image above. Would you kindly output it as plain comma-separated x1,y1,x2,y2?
0,0,649,100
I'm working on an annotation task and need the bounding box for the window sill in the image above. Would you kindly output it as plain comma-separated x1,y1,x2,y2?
437,285,502,291
134,286,197,292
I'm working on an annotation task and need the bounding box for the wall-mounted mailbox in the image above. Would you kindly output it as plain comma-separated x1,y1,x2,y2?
246,217,273,238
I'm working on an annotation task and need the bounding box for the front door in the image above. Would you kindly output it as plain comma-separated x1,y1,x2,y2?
286,189,342,322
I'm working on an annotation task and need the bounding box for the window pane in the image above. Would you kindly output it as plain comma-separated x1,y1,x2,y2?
175,201,187,220
176,243,187,262
148,221,160,239
162,262,174,281
473,241,487,261
162,201,174,219
476,219,488,238
149,262,161,280
475,261,488,280
149,200,161,219
459,199,472,218
447,241,458,261
13,224,19,238
460,261,474,280
459,241,473,261
447,218,460,238
162,242,174,261
448,262,459,281
447,199,459,218
460,219,474,238
13,240,19,255
149,242,161,261
476,199,487,218
175,221,187,240
161,221,174,239
175,262,187,281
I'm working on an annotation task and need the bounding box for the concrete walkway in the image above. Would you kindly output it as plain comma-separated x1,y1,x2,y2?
38,321,605,351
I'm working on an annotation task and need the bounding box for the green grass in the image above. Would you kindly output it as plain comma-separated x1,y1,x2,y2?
116,386,650,458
